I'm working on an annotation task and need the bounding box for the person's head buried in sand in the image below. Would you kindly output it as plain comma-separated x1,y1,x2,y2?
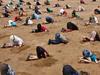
48,33,69,45
79,49,100,63
1,35,24,48
31,23,49,33
85,14,99,25
82,31,100,42
26,46,50,61
0,63,15,75
61,22,79,32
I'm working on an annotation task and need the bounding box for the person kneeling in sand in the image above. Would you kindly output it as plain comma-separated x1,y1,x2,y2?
26,46,50,61
31,23,49,33
82,31,100,42
72,10,81,19
85,15,99,25
60,8,67,16
4,20,17,28
48,33,68,45
1,35,24,48
76,6,85,12
61,22,79,32
80,0,86,4
80,49,100,63
23,17,33,25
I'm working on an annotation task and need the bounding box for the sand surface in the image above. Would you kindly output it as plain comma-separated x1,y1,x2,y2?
0,0,100,75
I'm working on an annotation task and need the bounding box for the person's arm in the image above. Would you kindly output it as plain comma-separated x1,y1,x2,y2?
80,57,92,63
44,48,50,57
95,59,98,63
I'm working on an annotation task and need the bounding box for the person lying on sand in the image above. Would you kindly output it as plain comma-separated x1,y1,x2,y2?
35,1,41,5
61,22,79,32
59,8,67,16
26,46,50,61
82,31,100,42
65,4,71,9
0,62,15,75
18,0,24,5
94,6,100,14
13,16,22,22
23,17,33,25
1,43,13,48
34,5,41,15
26,2,32,9
48,33,68,45
63,65,79,75
85,15,99,25
46,7,53,13
80,0,86,4
32,23,49,33
1,35,24,48
53,3,60,7
18,7,25,16
71,10,81,19
1,5,11,17
63,65,89,75
13,4,20,11
75,6,85,12
31,13,41,20
4,20,17,28
79,49,100,63
44,0,51,5
45,16,54,23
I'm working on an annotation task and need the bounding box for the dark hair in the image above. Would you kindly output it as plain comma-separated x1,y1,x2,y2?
37,23,42,31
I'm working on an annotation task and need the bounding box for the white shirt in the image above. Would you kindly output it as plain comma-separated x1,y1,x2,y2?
90,31,96,41
78,6,85,11
60,9,64,14
8,20,13,26
94,16,98,23
28,19,33,25
10,35,24,46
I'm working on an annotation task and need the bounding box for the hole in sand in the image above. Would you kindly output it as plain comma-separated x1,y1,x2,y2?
33,57,58,67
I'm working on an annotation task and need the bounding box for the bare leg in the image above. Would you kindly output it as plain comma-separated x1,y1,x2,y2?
80,57,91,63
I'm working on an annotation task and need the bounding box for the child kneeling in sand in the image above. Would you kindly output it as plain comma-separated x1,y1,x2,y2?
26,46,50,61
